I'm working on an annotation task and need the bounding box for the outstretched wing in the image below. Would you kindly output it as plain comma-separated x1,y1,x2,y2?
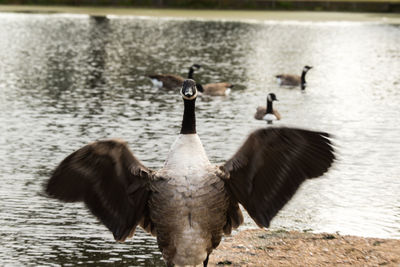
45,139,154,241
221,127,335,228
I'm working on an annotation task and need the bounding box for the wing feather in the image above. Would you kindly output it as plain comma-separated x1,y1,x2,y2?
221,127,335,228
45,139,154,241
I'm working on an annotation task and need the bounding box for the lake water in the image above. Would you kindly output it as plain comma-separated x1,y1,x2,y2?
0,11,399,266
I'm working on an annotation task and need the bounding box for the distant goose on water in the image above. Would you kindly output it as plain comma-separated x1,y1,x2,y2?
45,79,335,267
276,65,313,90
148,64,201,89
254,93,281,124
187,65,234,96
197,82,234,96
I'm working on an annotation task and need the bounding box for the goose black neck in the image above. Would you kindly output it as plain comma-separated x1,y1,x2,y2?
180,99,196,134
301,70,307,89
266,99,273,114
188,67,195,79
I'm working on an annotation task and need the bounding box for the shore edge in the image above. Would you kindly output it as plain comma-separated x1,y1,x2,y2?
209,229,400,266
0,5,400,23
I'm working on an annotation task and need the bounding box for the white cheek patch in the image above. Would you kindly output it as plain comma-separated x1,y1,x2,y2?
181,88,197,100
276,77,282,85
267,94,272,101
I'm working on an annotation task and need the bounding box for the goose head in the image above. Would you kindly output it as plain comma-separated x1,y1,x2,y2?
267,93,278,103
303,65,313,73
181,79,198,100
187,65,203,93
191,64,201,70
301,66,313,90
188,64,201,79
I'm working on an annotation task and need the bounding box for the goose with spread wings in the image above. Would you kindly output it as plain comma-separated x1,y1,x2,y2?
45,79,335,267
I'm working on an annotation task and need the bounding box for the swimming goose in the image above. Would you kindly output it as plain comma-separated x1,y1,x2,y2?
254,93,281,124
276,65,313,90
188,65,233,96
45,79,335,267
148,64,201,89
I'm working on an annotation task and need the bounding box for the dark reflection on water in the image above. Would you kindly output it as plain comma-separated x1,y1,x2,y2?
1,13,400,266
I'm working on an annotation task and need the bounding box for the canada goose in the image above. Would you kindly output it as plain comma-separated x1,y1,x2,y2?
276,65,313,90
187,65,233,96
148,64,201,89
45,79,335,267
254,93,281,124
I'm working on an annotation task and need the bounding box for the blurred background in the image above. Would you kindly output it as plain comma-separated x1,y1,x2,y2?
0,0,400,12
0,1,399,266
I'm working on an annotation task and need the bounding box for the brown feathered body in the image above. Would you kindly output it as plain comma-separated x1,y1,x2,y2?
149,134,242,266
275,74,301,86
254,106,281,120
202,82,233,96
148,74,185,89
149,171,228,265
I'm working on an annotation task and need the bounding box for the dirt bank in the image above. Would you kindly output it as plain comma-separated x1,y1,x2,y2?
209,229,400,266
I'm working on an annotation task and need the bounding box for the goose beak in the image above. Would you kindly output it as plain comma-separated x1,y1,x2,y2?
183,87,193,96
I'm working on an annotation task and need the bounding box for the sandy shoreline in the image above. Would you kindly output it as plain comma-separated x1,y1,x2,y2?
209,229,400,266
0,5,400,24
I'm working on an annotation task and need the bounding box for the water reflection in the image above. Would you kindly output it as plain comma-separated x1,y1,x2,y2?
86,16,109,89
0,12,400,266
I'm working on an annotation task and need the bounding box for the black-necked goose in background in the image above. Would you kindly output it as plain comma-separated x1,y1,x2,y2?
254,93,281,124
45,79,335,267
276,65,313,90
148,64,201,89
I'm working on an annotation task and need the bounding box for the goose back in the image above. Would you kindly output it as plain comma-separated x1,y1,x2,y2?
148,74,185,89
202,82,233,96
276,74,301,86
255,107,281,121
254,106,267,120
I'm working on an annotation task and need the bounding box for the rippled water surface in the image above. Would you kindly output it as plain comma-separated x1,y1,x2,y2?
0,12,400,266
